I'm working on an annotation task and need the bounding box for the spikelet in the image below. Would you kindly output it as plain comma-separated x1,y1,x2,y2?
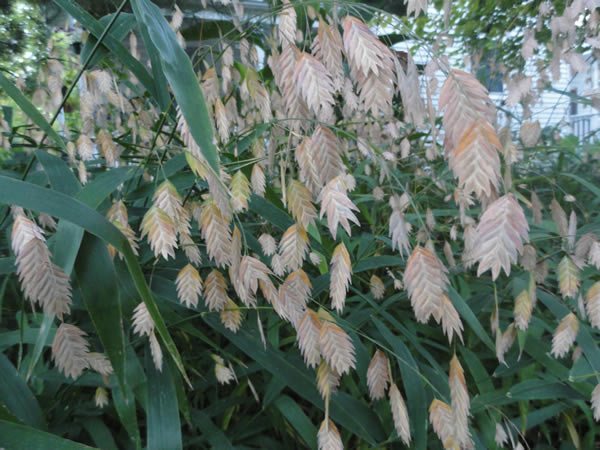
277,0,297,46
312,18,344,91
319,320,356,376
558,256,580,299
316,360,341,399
496,323,516,365
279,224,309,272
370,275,385,300
591,384,600,421
141,206,178,260
325,243,353,313
389,383,411,446
95,387,109,408
585,282,600,329
294,52,335,122
76,134,94,160
205,270,229,312
317,419,343,450
132,302,154,337
429,399,458,450
406,0,428,16
531,191,543,225
551,313,579,358
251,164,266,197
258,233,277,256
342,16,396,116
148,331,163,371
107,201,139,258
397,53,426,127
472,194,529,280
312,126,345,187
297,309,322,368
495,423,509,447
295,136,321,195
551,199,568,238
366,350,389,400
179,231,201,266
153,180,186,224
514,289,533,331
175,264,203,308
439,69,500,201
389,207,412,257
440,295,464,343
237,255,273,307
213,355,235,385
589,241,600,270
87,352,113,376
52,323,90,379
12,213,72,319
220,299,243,332
404,246,449,323
575,232,597,266
277,270,311,326
200,199,232,268
214,98,230,143
230,171,251,212
287,180,317,229
318,176,360,240
449,355,472,448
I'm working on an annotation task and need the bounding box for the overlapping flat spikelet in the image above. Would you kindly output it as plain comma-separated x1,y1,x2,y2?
52,323,90,379
311,126,345,187
12,214,72,319
176,264,203,308
397,53,426,127
279,224,309,272
230,170,251,212
204,270,229,312
141,206,178,260
472,194,529,280
200,199,232,268
449,355,472,448
258,233,277,256
389,205,412,257
342,16,396,116
293,52,335,122
213,355,235,385
329,243,352,313
251,164,266,197
220,298,243,332
429,399,458,449
369,275,385,300
496,323,516,365
237,255,272,307
277,0,297,46
551,313,579,358
366,350,389,400
531,191,543,224
317,419,343,450
389,383,411,446
404,246,449,323
551,199,568,238
316,360,340,399
440,295,464,343
319,320,356,376
287,180,317,229
586,282,600,329
297,309,322,368
107,201,139,259
312,18,344,91
439,69,500,201
148,331,163,371
558,256,580,299
514,289,532,331
276,270,310,327
295,136,321,196
318,176,360,240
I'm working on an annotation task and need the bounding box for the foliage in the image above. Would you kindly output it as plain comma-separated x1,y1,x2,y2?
0,0,600,449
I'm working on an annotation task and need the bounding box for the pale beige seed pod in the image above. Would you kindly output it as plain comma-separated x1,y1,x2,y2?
175,264,203,308
316,360,340,400
586,282,600,329
141,206,178,260
514,289,532,331
95,387,109,408
149,331,163,371
369,275,385,300
558,256,580,299
204,270,229,312
429,399,458,449
52,323,90,379
279,224,309,273
389,383,411,446
318,176,360,240
317,419,343,450
551,313,579,359
212,355,235,385
319,320,356,376
449,355,472,448
366,350,390,401
220,299,243,332
330,243,352,312
591,384,600,422
258,233,277,257
297,309,322,368
287,180,317,229
230,171,251,213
